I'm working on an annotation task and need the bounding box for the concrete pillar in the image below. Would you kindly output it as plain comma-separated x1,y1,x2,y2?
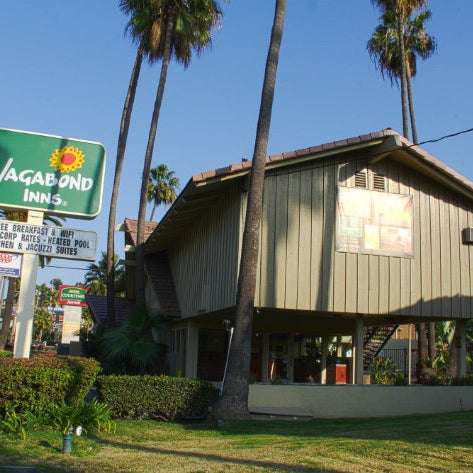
320,336,329,384
287,333,294,383
14,210,43,359
456,319,467,378
184,321,199,379
262,333,270,383
353,316,364,385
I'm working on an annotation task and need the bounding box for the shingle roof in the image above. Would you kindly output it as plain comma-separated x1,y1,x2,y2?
124,218,159,246
144,252,181,319
190,129,473,192
86,295,132,327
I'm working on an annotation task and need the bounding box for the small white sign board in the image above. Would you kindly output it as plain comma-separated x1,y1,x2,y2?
0,220,97,261
0,252,22,277
61,306,82,344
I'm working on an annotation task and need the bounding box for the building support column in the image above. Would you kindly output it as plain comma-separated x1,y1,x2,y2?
262,332,270,383
455,319,467,378
286,333,294,383
353,316,364,385
184,321,199,379
320,336,329,385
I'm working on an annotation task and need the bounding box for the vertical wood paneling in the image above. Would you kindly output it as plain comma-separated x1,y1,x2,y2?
344,161,359,314
170,184,239,316
298,168,313,309
322,164,336,312
409,171,422,315
439,189,452,316
399,168,412,314
274,172,289,308
311,165,325,311
429,191,442,316
387,161,401,313
459,204,471,317
419,180,432,316
168,155,473,322
333,163,347,313
258,175,277,307
449,198,461,316
285,170,301,308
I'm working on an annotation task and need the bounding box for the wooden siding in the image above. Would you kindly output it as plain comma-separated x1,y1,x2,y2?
255,156,473,319
168,181,240,317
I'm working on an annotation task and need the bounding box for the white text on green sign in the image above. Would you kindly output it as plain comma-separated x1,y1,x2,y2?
0,128,105,218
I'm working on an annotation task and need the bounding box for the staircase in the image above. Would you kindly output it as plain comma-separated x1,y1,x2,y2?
363,325,399,370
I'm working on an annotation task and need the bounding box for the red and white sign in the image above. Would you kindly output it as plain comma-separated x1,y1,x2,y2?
0,252,22,277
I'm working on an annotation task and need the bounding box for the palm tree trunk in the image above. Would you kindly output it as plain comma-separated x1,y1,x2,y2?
107,47,144,326
0,277,16,349
216,0,286,419
397,14,409,139
149,202,157,222
136,12,175,306
406,66,418,144
427,321,436,362
416,322,429,382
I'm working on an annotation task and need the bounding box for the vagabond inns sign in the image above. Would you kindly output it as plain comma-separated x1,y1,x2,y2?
0,128,105,218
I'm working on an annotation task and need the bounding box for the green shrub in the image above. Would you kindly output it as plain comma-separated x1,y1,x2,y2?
0,356,101,415
0,399,115,438
42,399,115,435
451,375,473,386
369,356,400,385
96,375,215,420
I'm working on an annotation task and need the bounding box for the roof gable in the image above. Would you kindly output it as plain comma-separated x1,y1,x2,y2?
145,129,473,251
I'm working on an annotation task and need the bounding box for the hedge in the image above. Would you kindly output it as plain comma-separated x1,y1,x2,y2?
96,375,216,420
0,355,101,415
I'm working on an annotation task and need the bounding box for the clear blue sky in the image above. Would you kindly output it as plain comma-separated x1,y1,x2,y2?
0,1,471,286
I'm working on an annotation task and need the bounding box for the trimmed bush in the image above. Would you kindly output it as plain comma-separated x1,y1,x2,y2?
96,375,216,420
0,355,101,415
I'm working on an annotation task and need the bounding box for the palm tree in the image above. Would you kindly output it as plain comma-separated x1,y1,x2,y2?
216,0,286,419
107,0,171,327
147,164,179,220
369,0,430,141
135,0,222,306
86,251,124,295
100,305,168,374
368,4,436,143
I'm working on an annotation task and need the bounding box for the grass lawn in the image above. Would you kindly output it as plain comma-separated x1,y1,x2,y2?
0,411,472,472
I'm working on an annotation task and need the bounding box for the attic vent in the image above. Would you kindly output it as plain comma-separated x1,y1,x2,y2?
355,171,367,188
373,173,386,191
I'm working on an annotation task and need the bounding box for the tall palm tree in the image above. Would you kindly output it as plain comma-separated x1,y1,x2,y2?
368,5,436,143
147,164,179,221
107,0,173,327
216,0,286,419
135,0,222,306
370,0,429,141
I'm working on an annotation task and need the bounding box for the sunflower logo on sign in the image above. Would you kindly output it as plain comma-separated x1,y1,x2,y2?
49,146,85,173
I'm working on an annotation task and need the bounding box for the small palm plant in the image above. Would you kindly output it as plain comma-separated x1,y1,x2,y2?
100,305,168,374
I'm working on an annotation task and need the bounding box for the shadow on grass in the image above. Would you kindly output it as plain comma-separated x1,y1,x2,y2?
175,410,473,447
84,435,346,473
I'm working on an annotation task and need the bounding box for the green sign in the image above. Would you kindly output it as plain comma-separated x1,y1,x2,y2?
0,128,105,218
58,285,88,307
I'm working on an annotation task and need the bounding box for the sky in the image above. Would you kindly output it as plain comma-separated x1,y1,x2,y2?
0,0,472,286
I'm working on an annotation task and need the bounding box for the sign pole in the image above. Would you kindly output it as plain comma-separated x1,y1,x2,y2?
13,210,43,358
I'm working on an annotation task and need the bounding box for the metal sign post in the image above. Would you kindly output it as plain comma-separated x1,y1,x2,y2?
13,210,42,359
